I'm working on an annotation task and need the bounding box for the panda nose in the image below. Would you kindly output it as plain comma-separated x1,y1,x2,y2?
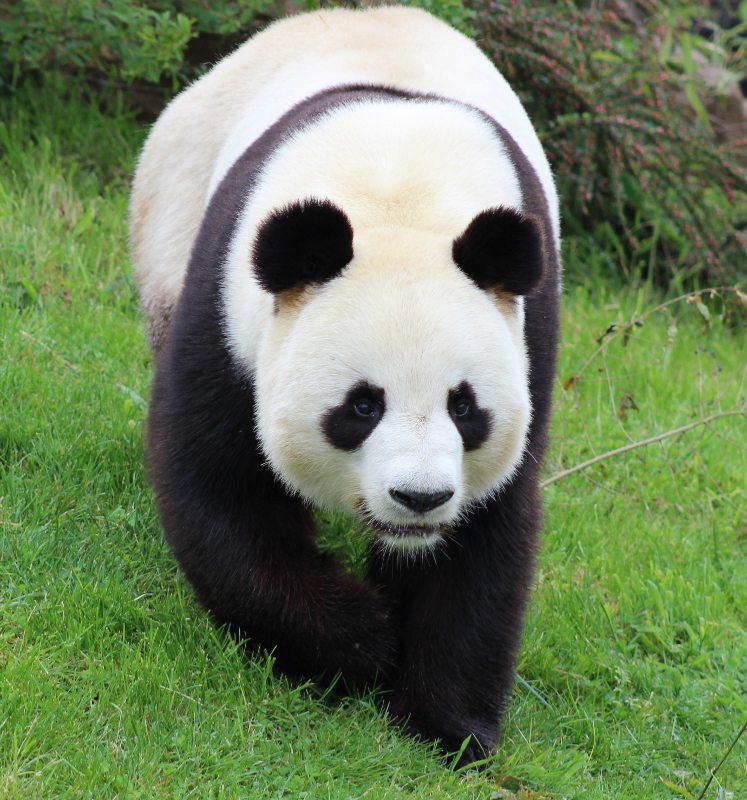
389,488,454,514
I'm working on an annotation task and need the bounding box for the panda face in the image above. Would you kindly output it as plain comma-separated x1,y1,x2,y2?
218,99,546,553
253,225,534,552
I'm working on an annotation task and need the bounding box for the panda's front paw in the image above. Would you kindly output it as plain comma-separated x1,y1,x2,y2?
389,704,496,769
442,735,492,770
322,587,399,688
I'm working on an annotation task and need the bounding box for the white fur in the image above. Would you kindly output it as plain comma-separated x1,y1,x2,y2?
251,225,531,537
223,99,524,375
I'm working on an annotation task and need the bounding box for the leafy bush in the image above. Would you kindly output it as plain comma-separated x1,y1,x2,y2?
3,0,745,289
0,0,273,87
0,0,480,88
399,0,476,34
473,0,747,288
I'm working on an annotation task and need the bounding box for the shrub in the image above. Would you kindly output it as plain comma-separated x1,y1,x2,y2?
3,0,745,289
472,0,747,288
399,0,476,34
0,0,273,88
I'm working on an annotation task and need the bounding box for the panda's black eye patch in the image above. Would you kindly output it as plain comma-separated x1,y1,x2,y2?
448,381,492,451
323,382,385,452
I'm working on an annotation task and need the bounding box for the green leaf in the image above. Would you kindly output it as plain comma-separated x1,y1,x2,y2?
621,173,647,212
591,50,623,63
659,29,673,64
680,32,695,77
659,777,695,799
117,383,146,409
72,205,94,238
21,280,39,304
684,82,714,133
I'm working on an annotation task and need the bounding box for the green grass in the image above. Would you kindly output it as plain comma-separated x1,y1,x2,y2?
1,80,746,799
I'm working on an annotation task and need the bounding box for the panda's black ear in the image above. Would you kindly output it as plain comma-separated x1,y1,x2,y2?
452,207,544,295
252,199,354,294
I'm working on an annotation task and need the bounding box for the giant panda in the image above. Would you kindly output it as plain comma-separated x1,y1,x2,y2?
130,5,560,767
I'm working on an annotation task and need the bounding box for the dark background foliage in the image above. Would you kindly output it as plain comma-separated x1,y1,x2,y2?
0,1,271,86
475,0,747,289
1,0,745,290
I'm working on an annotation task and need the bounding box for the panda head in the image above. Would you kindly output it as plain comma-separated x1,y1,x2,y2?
247,197,544,554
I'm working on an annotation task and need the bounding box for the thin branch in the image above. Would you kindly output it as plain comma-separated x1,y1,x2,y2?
555,287,743,413
696,719,747,800
541,406,746,489
20,330,79,371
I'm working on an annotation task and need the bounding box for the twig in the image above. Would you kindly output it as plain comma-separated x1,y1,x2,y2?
696,719,747,800
555,287,743,412
541,406,746,489
20,330,79,371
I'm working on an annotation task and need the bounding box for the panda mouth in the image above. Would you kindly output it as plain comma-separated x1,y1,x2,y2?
369,521,447,555
369,521,442,538
355,501,452,552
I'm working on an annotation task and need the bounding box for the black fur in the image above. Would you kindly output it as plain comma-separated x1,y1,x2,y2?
452,206,544,295
253,199,354,294
322,382,385,452
145,85,560,769
448,380,493,452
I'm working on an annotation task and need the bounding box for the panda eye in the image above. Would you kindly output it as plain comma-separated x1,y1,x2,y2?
450,398,471,418
353,398,378,418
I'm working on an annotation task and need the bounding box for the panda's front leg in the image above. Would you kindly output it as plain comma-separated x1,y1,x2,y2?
147,367,398,689
369,481,540,767
154,480,399,688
